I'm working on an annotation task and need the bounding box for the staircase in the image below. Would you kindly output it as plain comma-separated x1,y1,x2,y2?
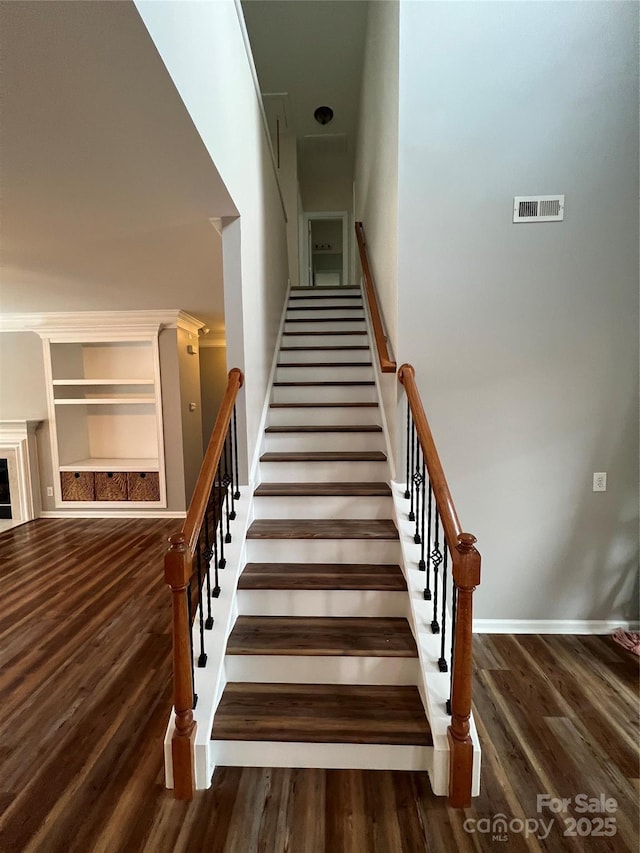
210,286,433,770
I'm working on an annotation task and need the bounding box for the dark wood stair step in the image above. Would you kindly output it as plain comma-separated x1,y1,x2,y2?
279,345,370,351
276,361,373,368
285,317,366,323
290,286,360,291
247,519,398,540
254,482,390,497
260,451,386,462
269,402,379,409
282,330,368,336
264,425,382,434
273,381,375,387
286,305,363,311
226,616,417,657
239,562,406,591
211,683,431,745
289,293,363,300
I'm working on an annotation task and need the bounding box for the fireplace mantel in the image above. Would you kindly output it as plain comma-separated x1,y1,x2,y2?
0,420,42,523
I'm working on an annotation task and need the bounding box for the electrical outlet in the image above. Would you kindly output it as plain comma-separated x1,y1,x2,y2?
593,472,607,492
46,486,54,497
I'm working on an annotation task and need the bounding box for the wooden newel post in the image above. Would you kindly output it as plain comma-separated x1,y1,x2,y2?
447,532,481,808
165,533,196,800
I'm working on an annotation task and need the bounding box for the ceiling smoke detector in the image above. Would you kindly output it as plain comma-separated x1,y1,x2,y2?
314,105,334,126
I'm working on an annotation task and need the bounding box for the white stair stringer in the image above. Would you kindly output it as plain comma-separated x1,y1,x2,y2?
391,481,482,798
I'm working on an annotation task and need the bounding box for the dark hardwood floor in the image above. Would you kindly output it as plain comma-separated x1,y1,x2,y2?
0,518,637,852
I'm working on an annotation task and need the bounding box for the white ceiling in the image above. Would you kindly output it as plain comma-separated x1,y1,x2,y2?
0,0,235,338
241,0,368,202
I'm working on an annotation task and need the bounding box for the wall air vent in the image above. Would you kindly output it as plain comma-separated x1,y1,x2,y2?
513,195,565,223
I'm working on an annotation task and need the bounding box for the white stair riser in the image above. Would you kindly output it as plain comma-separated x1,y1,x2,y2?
271,384,377,404
268,406,381,427
291,288,360,297
252,494,394,519
278,348,372,364
246,537,399,564
224,654,419,685
258,460,389,482
282,333,368,347
237,589,407,618
286,309,365,321
284,321,366,333
276,365,374,382
288,298,363,309
210,741,431,772
263,431,384,453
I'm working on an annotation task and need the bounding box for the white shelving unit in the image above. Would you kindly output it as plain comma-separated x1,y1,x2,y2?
38,314,177,509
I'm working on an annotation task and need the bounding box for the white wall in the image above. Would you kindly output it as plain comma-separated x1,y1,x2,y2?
136,0,289,482
353,0,400,471
354,0,399,352
177,327,204,505
397,2,639,622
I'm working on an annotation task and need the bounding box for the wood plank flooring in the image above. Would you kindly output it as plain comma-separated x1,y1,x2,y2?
0,517,637,852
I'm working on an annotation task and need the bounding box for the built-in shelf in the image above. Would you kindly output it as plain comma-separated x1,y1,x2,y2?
52,379,155,386
59,457,160,472
54,398,156,405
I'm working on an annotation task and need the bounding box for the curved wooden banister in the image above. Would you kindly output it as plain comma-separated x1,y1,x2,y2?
354,221,397,374
164,367,244,800
398,362,481,808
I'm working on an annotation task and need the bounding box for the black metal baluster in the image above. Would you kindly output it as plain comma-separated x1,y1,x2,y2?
413,441,422,544
404,401,411,499
228,421,237,521
212,516,220,596
222,434,232,544
217,456,226,570
196,548,207,667
424,482,433,599
232,406,241,500
431,509,442,633
438,547,449,672
419,461,426,570
447,582,457,715
203,499,214,630
186,580,197,708
408,421,416,522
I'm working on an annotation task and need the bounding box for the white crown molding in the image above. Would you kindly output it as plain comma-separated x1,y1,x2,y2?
0,309,205,339
473,619,640,634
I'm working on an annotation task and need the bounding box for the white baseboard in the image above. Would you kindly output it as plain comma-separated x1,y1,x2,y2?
40,509,187,519
473,619,640,635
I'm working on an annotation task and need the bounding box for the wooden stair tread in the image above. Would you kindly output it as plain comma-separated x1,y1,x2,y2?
289,294,363,300
282,330,368,336
260,451,386,461
285,317,365,323
247,519,398,540
239,562,406,591
226,616,417,657
290,286,360,291
269,402,378,409
254,482,390,496
287,306,363,311
279,346,370,351
264,425,382,433
273,381,375,387
276,361,373,368
211,683,431,745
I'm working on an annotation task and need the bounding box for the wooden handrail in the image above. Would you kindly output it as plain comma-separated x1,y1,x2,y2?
354,221,397,374
164,367,244,800
398,363,481,808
